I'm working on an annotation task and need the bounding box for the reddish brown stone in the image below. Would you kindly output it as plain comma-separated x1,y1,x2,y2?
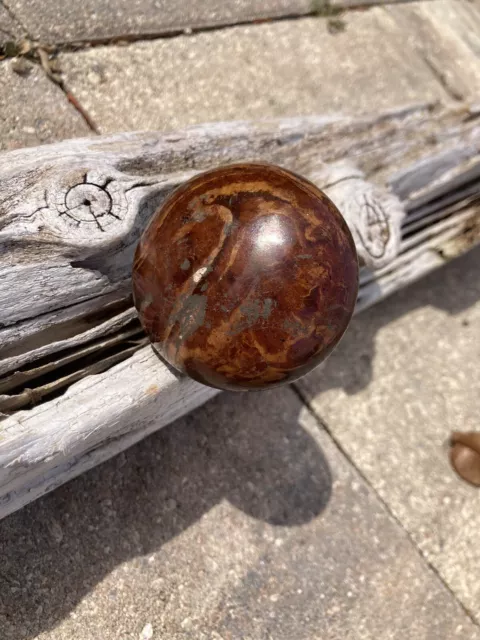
132,163,358,391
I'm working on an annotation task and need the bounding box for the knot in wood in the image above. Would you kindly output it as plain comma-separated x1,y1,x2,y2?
354,190,391,260
60,182,117,232
310,161,405,269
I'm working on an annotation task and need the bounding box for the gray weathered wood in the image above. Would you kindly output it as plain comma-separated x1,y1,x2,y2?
0,102,479,519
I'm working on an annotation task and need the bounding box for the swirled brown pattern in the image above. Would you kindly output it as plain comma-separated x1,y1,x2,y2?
132,163,358,391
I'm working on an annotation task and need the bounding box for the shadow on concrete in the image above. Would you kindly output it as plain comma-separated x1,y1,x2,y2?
0,388,332,639
302,245,480,397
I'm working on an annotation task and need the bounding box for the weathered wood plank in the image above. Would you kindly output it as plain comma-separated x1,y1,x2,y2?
0,294,135,374
0,102,479,519
0,352,219,516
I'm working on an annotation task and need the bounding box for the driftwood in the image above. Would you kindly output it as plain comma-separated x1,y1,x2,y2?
0,102,479,519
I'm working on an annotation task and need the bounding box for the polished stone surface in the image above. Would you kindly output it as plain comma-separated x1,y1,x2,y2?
133,163,358,390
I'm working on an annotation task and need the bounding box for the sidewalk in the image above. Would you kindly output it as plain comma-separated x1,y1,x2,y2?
2,0,480,149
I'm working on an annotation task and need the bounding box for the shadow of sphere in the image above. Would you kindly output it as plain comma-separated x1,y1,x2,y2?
219,390,332,525
0,387,331,640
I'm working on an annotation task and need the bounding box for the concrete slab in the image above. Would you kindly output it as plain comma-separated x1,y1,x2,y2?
298,247,480,621
0,388,478,639
0,4,24,45
388,0,480,100
0,59,91,151
5,0,312,43
58,9,449,135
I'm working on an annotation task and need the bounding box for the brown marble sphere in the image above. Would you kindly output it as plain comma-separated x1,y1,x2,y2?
132,163,359,391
